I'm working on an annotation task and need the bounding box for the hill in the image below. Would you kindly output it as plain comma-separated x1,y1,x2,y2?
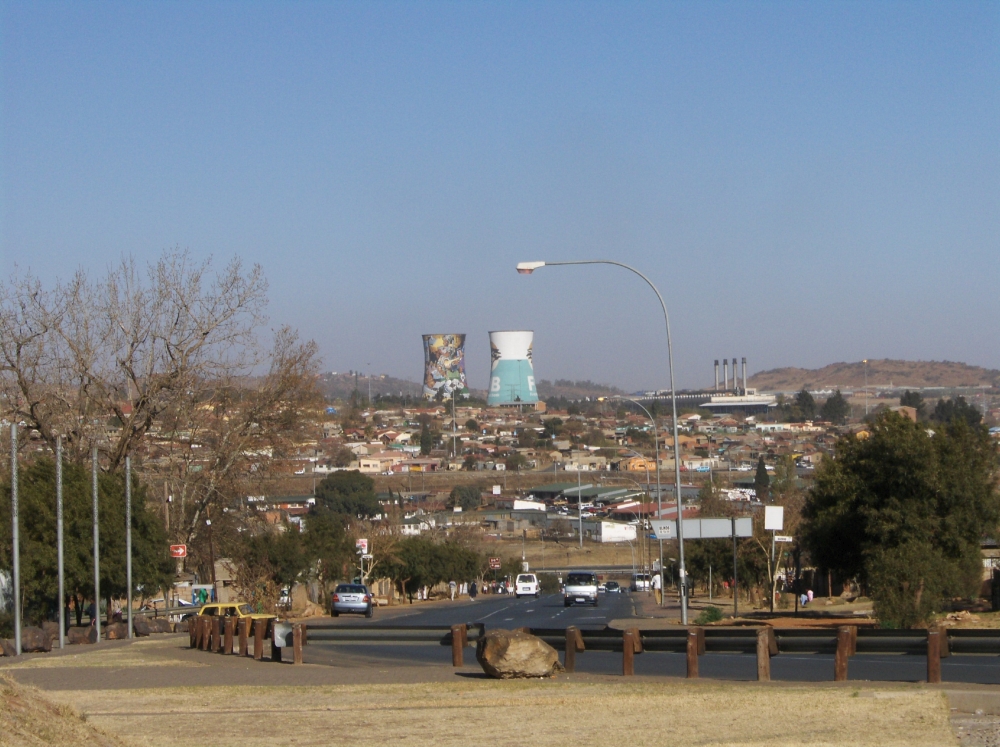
747,359,1000,392
536,379,623,400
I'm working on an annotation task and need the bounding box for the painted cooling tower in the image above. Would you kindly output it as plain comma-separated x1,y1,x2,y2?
422,334,469,400
487,330,539,406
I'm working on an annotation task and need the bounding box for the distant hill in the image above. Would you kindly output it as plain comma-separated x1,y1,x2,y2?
536,379,623,400
747,360,1000,392
318,372,423,401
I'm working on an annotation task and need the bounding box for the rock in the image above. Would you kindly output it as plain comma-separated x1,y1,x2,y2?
42,621,60,640
476,628,563,679
67,626,98,644
0,638,16,656
20,626,52,652
300,601,325,618
174,619,189,633
104,622,128,640
133,616,152,636
149,618,173,633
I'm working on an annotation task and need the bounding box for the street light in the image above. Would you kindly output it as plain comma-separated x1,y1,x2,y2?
516,259,690,624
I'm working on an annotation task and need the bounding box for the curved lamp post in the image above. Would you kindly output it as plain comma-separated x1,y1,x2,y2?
516,259,689,624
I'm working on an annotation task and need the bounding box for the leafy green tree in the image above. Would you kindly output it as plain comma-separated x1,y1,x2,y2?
542,418,563,439
504,452,528,472
464,419,479,432
302,507,353,598
899,390,926,420
315,471,381,518
419,423,433,455
802,412,999,627
820,390,851,424
793,389,817,421
448,485,482,511
0,459,172,625
331,446,356,468
754,456,770,502
380,537,483,602
931,396,982,427
232,529,307,591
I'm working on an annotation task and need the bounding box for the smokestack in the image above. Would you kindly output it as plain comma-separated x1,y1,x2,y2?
723,359,729,391
714,360,720,391
741,357,747,395
732,359,738,392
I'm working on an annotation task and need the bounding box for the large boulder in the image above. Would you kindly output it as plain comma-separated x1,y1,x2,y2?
67,626,98,645
104,622,128,640
476,628,563,679
149,618,173,633
42,621,61,640
21,626,52,652
133,617,153,636
0,638,16,656
174,618,189,633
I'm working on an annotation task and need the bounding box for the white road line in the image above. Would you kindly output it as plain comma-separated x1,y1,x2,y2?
476,604,517,620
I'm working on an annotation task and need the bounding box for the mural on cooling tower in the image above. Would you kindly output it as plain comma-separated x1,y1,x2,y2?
422,334,469,400
487,330,539,405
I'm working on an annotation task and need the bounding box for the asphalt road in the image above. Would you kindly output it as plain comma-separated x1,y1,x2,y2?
305,591,1000,685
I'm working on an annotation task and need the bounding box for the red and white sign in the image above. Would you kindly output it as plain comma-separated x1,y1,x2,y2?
356,538,369,554
489,557,502,570
169,544,187,558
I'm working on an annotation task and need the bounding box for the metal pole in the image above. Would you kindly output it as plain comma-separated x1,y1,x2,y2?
126,455,133,638
11,424,21,655
577,469,583,549
732,515,738,617
92,446,101,641
519,259,688,623
56,436,64,649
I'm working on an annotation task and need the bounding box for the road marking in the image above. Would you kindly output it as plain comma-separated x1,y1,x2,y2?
477,604,517,620
503,618,514,621
525,609,534,613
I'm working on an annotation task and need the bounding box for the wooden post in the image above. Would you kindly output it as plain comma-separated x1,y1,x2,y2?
834,626,850,682
756,628,771,682
253,618,265,660
190,618,198,648
927,628,941,684
937,625,950,658
292,623,303,665
223,617,234,655
622,628,642,677
697,626,706,655
201,617,211,650
686,628,700,679
238,617,248,657
564,626,584,673
451,624,464,667
850,625,857,656
212,617,222,653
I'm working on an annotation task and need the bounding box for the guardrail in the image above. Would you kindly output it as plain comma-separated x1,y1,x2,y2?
186,619,1000,683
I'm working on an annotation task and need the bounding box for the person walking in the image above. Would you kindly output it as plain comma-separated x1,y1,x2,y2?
469,581,478,600
652,572,662,606
449,580,457,601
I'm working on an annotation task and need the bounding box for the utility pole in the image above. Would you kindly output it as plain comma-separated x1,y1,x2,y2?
56,436,64,649
11,424,21,656
577,469,583,549
125,455,133,638
92,446,101,641
863,359,869,417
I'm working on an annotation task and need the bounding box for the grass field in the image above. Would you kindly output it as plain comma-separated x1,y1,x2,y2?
38,680,956,747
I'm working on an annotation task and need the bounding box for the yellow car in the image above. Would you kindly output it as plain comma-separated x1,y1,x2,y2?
196,602,276,625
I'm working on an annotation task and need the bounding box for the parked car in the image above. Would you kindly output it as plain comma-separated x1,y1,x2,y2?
515,573,540,599
332,583,374,618
563,571,599,607
196,602,275,628
605,581,621,593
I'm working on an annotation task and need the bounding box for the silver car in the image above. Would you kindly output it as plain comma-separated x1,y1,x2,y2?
332,583,374,618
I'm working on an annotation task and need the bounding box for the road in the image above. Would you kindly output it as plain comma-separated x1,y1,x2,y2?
303,591,1000,685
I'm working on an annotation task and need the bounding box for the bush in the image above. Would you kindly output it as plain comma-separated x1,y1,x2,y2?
695,605,724,625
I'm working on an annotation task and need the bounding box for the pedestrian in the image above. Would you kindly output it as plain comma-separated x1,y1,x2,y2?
469,581,478,600
800,592,808,607
651,571,662,606
807,589,814,604
85,601,96,625
449,580,457,601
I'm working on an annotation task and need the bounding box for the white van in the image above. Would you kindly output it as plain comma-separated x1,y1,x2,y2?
515,573,540,598
631,573,651,592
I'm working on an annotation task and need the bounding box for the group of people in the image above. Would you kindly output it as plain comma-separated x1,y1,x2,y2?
442,578,514,601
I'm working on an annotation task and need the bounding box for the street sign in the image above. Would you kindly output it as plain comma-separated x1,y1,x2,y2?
774,535,794,543
651,517,753,540
356,538,369,554
489,557,502,570
169,544,187,558
764,506,784,531
492,485,502,495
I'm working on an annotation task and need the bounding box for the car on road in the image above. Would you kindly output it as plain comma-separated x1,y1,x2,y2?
563,571,599,607
515,573,540,598
631,573,651,592
605,581,621,593
332,583,374,618
196,602,276,628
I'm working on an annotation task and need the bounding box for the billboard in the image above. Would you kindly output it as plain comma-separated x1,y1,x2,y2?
422,334,469,400
487,330,539,406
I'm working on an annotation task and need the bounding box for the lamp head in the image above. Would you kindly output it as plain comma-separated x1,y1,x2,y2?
516,261,546,275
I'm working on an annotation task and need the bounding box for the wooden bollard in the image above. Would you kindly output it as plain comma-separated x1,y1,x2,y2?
834,626,851,681
200,617,211,650
292,623,303,665
756,628,771,682
686,628,700,679
451,624,465,667
212,617,223,653
564,626,584,673
622,628,642,676
224,617,234,654
253,618,265,660
850,625,858,656
238,618,248,657
190,618,198,648
696,626,706,656
927,628,941,684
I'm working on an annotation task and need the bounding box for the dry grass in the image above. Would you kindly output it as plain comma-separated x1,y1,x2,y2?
45,680,957,747
2,637,205,670
0,675,128,747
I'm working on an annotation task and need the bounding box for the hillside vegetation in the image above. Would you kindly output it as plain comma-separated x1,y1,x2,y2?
748,359,1000,392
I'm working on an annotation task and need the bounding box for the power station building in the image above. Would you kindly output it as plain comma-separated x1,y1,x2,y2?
421,334,469,400
487,330,539,406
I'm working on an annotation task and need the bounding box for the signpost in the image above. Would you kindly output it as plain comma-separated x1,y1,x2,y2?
775,535,793,543
488,557,502,570
356,539,370,583
764,506,785,613
169,544,188,558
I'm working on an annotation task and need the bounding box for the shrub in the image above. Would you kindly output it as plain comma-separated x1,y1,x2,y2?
695,605,724,625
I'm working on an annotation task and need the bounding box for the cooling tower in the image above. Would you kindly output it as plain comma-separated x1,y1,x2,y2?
422,334,469,400
487,330,539,406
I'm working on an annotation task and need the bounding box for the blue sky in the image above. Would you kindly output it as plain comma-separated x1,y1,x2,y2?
2,2,997,391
